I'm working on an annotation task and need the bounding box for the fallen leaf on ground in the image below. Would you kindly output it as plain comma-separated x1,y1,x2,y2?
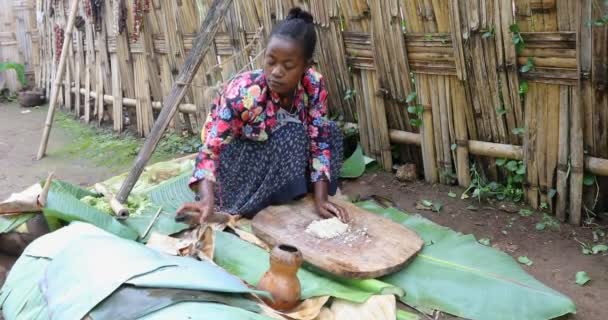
478,238,491,246
517,256,533,266
575,271,590,286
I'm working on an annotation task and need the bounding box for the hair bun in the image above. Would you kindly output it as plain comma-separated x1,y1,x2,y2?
286,7,314,24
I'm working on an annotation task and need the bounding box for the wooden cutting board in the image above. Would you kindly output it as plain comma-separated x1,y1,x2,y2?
252,196,424,279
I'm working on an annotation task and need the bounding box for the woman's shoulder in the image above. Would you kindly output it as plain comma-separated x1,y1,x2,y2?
304,67,324,83
222,69,265,103
225,69,264,90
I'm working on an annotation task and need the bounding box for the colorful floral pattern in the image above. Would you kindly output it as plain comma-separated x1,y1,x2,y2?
190,68,332,188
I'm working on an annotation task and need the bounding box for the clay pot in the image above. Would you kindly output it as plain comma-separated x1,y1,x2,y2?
257,244,303,311
17,90,46,108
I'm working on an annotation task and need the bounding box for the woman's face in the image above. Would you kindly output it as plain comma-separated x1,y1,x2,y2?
263,36,309,97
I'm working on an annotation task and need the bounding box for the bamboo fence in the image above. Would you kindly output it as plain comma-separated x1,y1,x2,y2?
0,0,38,91
31,0,608,225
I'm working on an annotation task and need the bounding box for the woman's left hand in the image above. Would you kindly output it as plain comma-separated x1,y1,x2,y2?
315,199,350,223
314,180,350,223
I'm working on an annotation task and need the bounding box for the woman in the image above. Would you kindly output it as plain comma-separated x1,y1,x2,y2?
177,7,349,224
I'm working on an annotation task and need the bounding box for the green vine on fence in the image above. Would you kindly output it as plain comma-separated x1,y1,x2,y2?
481,26,495,39
509,23,525,54
405,91,423,127
0,62,27,87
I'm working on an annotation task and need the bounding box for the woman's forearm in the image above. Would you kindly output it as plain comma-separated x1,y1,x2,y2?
313,179,328,202
197,179,216,204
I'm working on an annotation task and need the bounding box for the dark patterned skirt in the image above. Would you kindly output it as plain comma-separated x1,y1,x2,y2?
211,122,343,218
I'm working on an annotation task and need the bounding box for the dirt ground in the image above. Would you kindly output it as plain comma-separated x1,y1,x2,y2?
0,102,129,285
1,101,606,319
342,173,608,320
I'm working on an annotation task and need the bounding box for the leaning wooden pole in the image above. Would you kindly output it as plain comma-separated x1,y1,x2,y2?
115,0,233,204
36,0,80,160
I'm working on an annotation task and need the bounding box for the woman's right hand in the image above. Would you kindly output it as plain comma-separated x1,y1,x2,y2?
176,199,215,225
176,179,216,225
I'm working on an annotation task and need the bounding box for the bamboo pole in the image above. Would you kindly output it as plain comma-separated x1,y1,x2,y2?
115,0,234,204
555,86,570,221
70,87,198,113
36,0,80,160
94,183,129,219
569,0,586,225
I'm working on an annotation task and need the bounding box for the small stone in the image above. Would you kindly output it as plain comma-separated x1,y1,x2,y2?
396,163,417,182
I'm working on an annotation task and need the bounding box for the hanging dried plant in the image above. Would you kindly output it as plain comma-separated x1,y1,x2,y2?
92,0,103,32
54,25,64,64
85,0,92,17
131,0,151,42
113,0,128,35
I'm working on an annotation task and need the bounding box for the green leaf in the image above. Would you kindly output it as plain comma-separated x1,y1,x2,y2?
536,222,546,231
0,62,27,86
415,105,425,114
583,173,595,186
450,143,457,151
91,287,265,320
432,203,443,213
512,127,525,135
44,184,139,240
509,23,521,33
422,200,433,207
479,238,491,246
517,256,533,266
591,244,608,255
516,165,526,175
357,201,576,320
519,81,529,95
506,160,519,172
575,271,590,286
410,119,423,127
520,58,535,73
214,231,398,302
482,30,494,39
496,158,507,167
340,144,367,178
448,192,457,198
407,106,417,114
581,246,592,255
406,91,417,103
0,214,36,234
397,309,421,320
519,209,533,217
51,180,98,200
496,107,507,116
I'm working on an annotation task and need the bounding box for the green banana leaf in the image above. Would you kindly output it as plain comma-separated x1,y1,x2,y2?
0,255,49,320
146,172,195,213
123,203,189,242
356,201,576,320
0,213,35,233
213,230,398,303
50,180,98,199
43,183,138,240
397,309,420,320
89,287,262,320
340,144,375,178
138,302,272,320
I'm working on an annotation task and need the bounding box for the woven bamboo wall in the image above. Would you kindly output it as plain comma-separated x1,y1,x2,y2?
37,0,608,225
0,0,38,91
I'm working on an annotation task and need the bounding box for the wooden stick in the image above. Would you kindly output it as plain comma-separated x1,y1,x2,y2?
115,0,234,204
94,183,129,220
36,0,80,160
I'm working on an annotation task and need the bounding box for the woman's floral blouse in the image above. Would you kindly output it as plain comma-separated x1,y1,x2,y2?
189,68,332,189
